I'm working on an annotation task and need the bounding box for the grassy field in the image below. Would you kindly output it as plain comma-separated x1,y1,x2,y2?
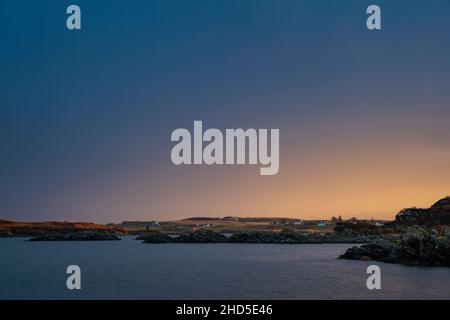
110,218,349,234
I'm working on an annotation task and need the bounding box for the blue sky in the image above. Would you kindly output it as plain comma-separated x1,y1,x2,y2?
1,0,450,222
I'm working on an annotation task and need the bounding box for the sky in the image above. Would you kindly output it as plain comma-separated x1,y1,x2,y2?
1,0,450,223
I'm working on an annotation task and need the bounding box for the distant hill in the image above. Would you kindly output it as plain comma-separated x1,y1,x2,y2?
394,196,450,226
4,196,449,237
183,217,300,223
0,220,124,237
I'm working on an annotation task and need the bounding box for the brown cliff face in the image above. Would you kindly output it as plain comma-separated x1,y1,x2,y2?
0,220,125,237
394,197,450,226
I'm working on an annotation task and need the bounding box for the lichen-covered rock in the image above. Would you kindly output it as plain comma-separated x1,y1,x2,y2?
339,240,394,262
339,226,450,267
391,226,441,266
226,230,379,244
227,231,285,243
174,230,227,243
139,232,172,243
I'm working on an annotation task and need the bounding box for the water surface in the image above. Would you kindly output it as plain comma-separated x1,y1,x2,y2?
1,236,449,299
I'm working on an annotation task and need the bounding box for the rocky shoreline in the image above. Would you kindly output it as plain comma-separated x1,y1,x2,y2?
29,231,121,241
136,229,389,244
2,196,449,266
339,226,450,267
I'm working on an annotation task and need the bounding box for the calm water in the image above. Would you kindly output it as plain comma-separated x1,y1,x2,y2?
0,236,449,300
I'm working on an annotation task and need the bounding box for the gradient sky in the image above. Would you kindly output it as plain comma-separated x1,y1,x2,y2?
1,0,450,223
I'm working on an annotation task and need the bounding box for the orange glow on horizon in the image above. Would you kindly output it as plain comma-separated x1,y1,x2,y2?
87,139,450,223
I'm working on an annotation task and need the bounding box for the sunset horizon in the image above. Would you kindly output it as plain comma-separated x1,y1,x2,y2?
2,0,450,305
2,193,449,224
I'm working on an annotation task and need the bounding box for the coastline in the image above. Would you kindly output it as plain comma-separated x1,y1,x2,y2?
1,196,450,267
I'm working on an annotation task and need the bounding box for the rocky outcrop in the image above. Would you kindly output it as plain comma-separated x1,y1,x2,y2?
29,231,121,241
394,197,450,226
140,230,227,244
174,230,227,243
227,231,287,243
138,232,172,243
139,229,383,244
339,226,450,267
431,197,450,208
228,230,381,244
339,240,394,262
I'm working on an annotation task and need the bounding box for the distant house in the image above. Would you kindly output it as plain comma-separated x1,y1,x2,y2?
223,216,239,222
293,220,303,225
317,220,327,227
375,222,384,227
145,221,160,228
195,223,213,228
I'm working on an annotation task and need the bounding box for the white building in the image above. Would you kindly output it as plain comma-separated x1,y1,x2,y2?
317,221,327,227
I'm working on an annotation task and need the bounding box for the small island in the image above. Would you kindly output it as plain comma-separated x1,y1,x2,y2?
29,231,121,241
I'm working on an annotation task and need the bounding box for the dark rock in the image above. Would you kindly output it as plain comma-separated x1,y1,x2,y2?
135,229,387,245
0,228,13,237
431,196,450,208
394,197,450,226
228,231,285,243
227,229,379,244
140,230,229,244
339,240,394,262
339,226,450,267
174,230,227,243
436,233,450,265
140,232,172,243
29,231,121,241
